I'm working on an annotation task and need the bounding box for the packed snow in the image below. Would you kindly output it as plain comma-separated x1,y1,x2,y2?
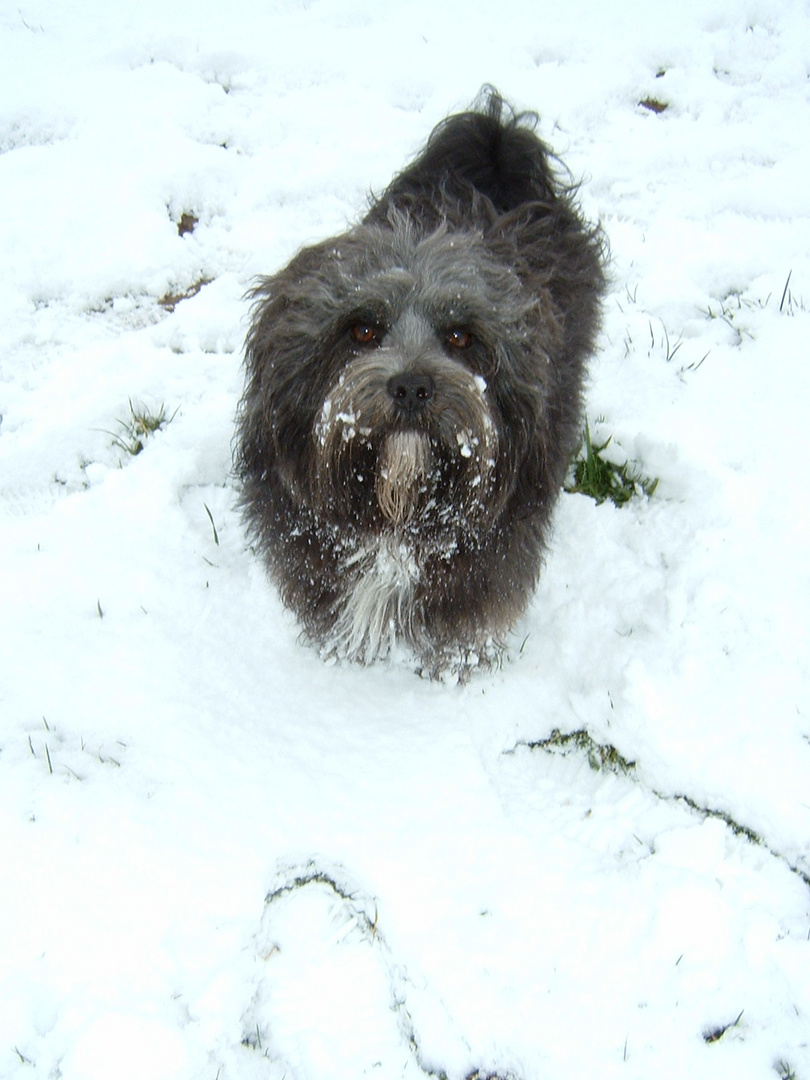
1,0,809,1077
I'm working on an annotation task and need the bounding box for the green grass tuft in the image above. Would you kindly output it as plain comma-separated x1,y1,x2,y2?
703,1009,744,1044
203,503,220,546
528,728,636,776
775,1061,798,1080
106,399,177,457
639,97,668,114
566,421,658,507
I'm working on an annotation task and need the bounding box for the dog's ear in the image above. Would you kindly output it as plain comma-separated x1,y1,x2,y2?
243,276,291,380
237,278,282,453
235,276,306,496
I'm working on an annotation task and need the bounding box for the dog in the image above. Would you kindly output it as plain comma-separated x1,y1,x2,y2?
235,88,606,677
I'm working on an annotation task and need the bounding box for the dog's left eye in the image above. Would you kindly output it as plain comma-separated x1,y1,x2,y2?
446,329,473,349
350,323,379,345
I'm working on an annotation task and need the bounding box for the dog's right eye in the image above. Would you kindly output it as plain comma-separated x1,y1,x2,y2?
446,329,473,350
350,323,378,345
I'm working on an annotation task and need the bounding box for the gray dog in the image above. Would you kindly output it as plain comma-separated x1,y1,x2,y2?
236,88,605,677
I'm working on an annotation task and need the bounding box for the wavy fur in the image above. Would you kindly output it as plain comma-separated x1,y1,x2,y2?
235,88,606,676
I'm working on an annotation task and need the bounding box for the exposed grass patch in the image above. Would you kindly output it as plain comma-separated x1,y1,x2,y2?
661,793,809,888
779,269,806,315
703,294,756,344
650,319,683,364
639,97,668,113
703,274,806,335
775,1061,799,1080
703,1009,744,1044
519,727,636,776
177,212,198,236
106,399,177,457
159,275,212,312
566,422,658,507
258,861,517,1080
619,311,705,371
675,794,764,846
506,729,810,890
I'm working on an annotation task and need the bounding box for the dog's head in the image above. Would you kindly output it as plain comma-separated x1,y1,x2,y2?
238,208,567,542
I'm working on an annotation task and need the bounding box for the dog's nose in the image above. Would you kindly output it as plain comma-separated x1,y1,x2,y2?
387,372,434,412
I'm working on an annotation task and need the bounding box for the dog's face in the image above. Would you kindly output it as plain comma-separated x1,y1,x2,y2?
244,211,564,546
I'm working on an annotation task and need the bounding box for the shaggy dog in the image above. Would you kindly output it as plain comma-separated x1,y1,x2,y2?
236,88,606,676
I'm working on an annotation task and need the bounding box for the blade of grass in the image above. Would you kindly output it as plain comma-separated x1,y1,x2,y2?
203,503,220,546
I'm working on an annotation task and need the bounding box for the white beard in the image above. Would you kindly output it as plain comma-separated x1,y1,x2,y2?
328,535,421,663
375,430,432,524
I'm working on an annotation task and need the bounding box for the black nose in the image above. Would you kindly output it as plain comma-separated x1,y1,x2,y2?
387,372,434,412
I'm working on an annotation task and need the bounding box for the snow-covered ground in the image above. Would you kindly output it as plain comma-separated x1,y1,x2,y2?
1,0,809,1077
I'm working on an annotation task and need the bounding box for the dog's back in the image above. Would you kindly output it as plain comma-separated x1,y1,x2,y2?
371,87,561,217
365,88,605,349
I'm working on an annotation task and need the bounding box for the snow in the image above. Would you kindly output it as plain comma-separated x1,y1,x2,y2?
1,0,809,1077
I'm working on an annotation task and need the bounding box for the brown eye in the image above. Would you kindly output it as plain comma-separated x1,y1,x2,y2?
350,323,378,344
446,328,472,349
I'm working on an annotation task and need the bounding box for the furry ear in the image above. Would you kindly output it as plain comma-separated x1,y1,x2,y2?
236,282,315,512
235,281,282,483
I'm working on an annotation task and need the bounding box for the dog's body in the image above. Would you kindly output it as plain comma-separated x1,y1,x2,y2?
236,89,605,675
